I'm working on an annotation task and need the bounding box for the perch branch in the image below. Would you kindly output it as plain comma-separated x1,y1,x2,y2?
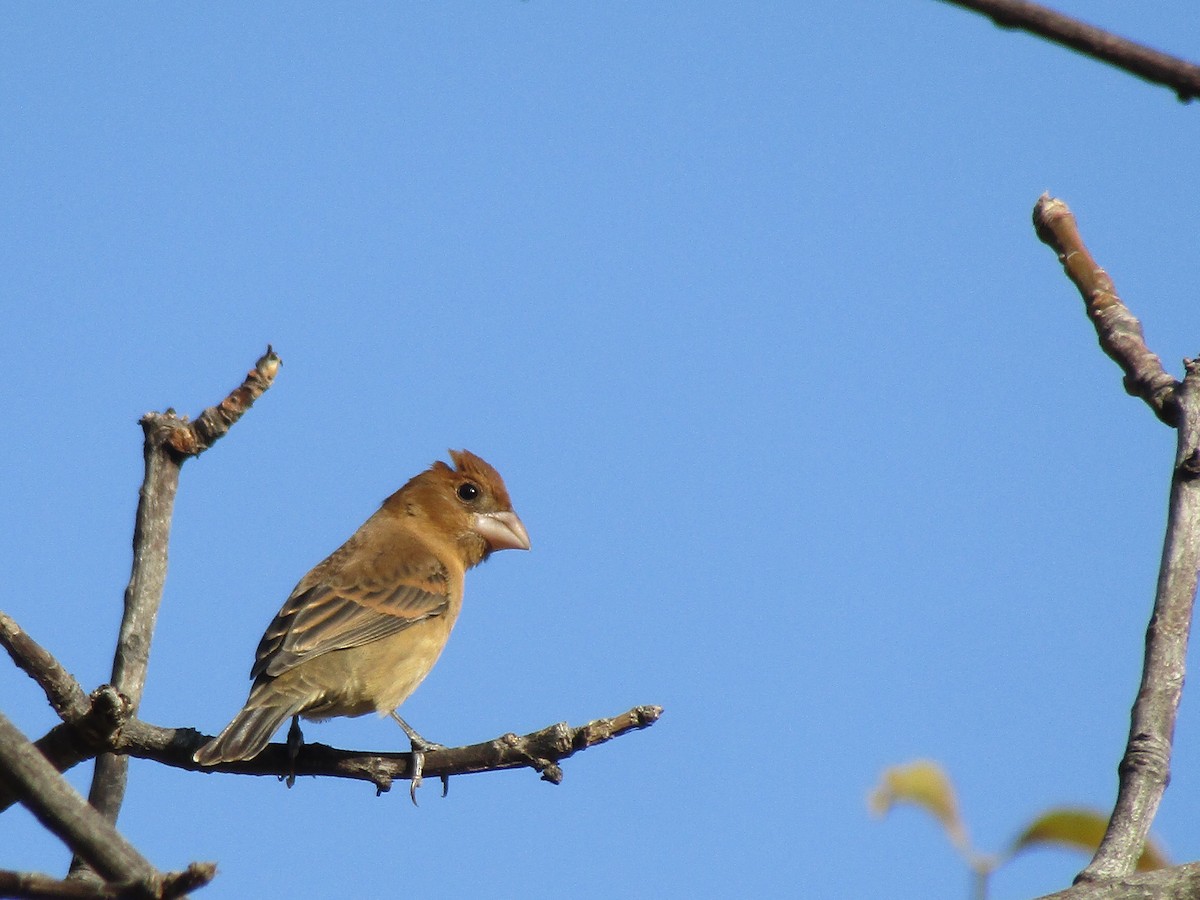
83,346,280,840
126,705,663,792
4,612,661,807
935,0,1200,101
6,607,662,798
1034,196,1200,882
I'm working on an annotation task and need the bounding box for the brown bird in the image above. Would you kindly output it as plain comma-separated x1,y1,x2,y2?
194,449,530,798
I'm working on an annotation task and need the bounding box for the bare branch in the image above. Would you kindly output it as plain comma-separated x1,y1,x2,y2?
1032,195,1178,424
121,706,663,795
0,689,131,815
4,591,661,812
1036,861,1200,899
84,346,281,837
0,863,215,900
0,869,128,900
936,0,1200,102
0,710,160,890
1079,367,1200,881
0,614,131,812
1,613,91,722
1034,197,1200,881
159,345,282,459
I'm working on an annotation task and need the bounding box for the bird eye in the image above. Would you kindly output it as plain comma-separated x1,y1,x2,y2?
457,482,480,502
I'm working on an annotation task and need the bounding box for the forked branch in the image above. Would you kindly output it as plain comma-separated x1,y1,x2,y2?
1033,196,1200,884
1,346,662,897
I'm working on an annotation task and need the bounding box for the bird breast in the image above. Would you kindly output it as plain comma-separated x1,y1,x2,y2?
291,613,459,720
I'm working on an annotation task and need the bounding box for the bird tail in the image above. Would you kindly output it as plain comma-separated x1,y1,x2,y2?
194,698,302,765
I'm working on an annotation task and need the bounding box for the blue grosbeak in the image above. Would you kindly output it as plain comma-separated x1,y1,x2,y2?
194,450,529,796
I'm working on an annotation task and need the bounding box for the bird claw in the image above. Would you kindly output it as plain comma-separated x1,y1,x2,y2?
392,712,449,804
407,743,450,805
285,715,304,789
409,750,424,806
408,758,453,806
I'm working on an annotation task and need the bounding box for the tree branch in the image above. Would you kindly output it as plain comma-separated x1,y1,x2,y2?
935,0,1200,102
1032,195,1177,424
1037,861,1200,900
122,705,663,793
82,346,281,841
3,345,661,894
4,611,662,808
1,612,91,722
1033,196,1200,882
0,612,126,814
0,864,215,900
0,710,216,898
7,605,661,804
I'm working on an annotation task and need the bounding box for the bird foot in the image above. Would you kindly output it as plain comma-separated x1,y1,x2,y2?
407,758,451,805
391,713,450,804
285,715,304,789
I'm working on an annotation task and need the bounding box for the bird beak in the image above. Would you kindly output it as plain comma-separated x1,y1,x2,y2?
473,510,532,551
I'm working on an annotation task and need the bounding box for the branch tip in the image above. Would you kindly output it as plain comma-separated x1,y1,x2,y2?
255,344,281,380
1032,194,1177,425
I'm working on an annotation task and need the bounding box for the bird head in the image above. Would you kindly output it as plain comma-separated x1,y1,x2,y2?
389,449,531,567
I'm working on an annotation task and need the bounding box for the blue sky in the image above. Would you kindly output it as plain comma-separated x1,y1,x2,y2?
3,3,1199,898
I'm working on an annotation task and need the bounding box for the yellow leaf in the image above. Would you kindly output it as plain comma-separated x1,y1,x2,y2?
1009,807,1168,871
869,759,967,849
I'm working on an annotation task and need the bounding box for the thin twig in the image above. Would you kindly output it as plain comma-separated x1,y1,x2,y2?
1032,195,1177,424
1033,196,1200,881
936,0,1200,101
0,612,91,721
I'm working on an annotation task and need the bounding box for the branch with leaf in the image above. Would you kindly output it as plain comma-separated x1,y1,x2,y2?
869,760,1167,900
0,347,661,898
874,197,1200,899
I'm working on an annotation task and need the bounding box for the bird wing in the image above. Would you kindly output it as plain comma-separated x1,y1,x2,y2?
251,537,454,680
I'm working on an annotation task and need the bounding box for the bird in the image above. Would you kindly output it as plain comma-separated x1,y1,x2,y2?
193,449,530,799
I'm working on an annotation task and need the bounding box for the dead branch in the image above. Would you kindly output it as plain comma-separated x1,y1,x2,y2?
5,606,661,805
82,346,281,846
1,613,129,814
0,710,215,899
0,864,216,900
2,607,660,796
2,345,661,896
125,705,663,793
